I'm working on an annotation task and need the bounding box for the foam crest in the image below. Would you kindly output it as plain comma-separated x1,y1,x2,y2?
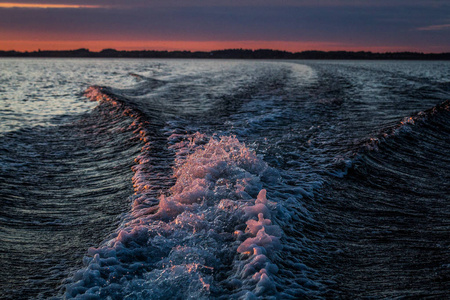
363,99,450,152
64,127,283,298
330,99,450,178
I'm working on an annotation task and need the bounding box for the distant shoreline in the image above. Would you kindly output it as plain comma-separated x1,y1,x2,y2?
1,48,449,60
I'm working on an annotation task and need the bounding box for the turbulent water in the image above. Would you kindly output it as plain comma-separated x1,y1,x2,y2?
1,59,449,299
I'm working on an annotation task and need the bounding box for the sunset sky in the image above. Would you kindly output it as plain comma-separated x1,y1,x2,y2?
1,0,449,52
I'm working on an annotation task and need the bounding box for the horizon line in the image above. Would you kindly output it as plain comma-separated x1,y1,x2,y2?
1,48,449,55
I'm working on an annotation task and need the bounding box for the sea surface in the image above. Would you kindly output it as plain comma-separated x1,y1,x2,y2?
0,59,449,299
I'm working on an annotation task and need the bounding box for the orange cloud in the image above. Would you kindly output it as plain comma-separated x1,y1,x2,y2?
0,3,101,9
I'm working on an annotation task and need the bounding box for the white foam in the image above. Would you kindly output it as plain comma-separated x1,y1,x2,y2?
64,129,284,298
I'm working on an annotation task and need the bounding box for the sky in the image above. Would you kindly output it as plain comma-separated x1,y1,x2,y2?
0,0,449,53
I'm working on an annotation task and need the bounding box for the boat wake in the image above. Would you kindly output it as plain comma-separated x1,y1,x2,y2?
64,86,292,299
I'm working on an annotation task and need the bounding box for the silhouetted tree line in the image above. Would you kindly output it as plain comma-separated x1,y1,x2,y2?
0,48,449,60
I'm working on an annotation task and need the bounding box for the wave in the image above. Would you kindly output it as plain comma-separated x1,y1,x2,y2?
361,99,449,150
63,87,288,299
0,89,146,299
317,100,450,298
329,99,450,177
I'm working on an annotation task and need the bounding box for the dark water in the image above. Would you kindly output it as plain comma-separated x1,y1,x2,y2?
0,59,449,299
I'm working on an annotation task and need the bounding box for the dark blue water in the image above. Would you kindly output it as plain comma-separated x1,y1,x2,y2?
1,59,449,299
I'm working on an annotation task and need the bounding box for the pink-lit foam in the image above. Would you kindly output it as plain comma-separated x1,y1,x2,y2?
66,87,284,299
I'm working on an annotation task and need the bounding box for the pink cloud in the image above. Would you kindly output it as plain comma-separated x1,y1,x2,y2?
417,24,450,31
